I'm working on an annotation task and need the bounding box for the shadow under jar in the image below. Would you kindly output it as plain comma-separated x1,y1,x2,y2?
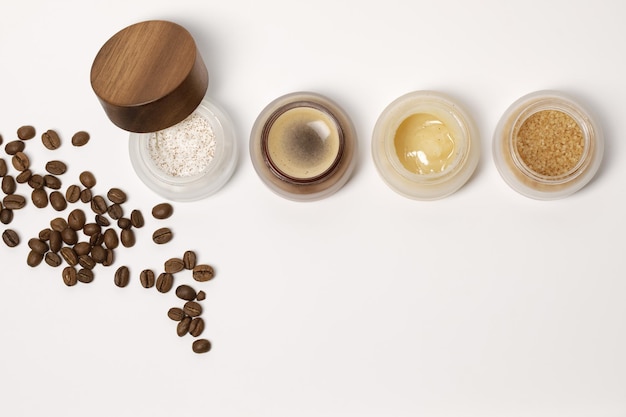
250,92,357,201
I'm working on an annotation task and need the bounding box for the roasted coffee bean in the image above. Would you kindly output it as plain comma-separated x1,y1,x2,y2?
45,252,63,268
89,232,104,247
80,188,92,203
90,245,107,264
41,129,61,150
49,230,62,252
61,227,78,245
12,152,30,171
78,254,96,270
196,290,206,301
38,228,52,241
67,209,86,230
107,188,126,204
95,214,109,227
156,272,174,293
139,269,155,288
2,229,19,247
90,195,107,215
3,194,26,210
73,242,91,256
77,268,94,283
0,158,6,176
16,169,31,183
50,217,68,232
60,247,78,266
117,217,131,230
130,209,144,228
2,175,16,194
177,316,192,337
65,184,81,203
167,307,185,321
114,266,130,288
103,228,119,249
28,174,45,189
183,301,202,317
152,227,172,245
71,131,90,147
0,208,12,225
45,160,67,175
192,339,211,354
27,250,44,267
120,228,135,248
103,249,114,267
50,191,67,211
5,140,25,155
152,202,173,219
79,171,96,188
165,258,185,274
183,250,196,270
17,125,36,140
28,238,48,254
62,266,78,286
44,174,62,190
31,188,48,208
189,317,205,337
192,264,215,282
83,222,101,236
107,203,123,220
175,284,197,301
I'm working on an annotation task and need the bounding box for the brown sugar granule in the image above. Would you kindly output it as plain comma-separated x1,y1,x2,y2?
515,110,584,177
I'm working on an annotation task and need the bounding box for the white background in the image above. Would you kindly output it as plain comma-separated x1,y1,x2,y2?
1,1,625,416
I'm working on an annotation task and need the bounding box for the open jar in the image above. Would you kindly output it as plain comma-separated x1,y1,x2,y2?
371,91,480,200
493,90,603,200
90,20,237,201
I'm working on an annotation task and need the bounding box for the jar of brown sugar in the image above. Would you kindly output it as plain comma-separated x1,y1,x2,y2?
493,90,604,200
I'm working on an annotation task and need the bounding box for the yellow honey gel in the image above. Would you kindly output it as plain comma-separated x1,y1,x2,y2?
394,113,456,174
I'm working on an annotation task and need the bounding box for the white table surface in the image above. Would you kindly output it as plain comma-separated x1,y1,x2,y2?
1,1,625,416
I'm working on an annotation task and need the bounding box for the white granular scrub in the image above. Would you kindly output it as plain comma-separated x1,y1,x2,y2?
148,112,216,177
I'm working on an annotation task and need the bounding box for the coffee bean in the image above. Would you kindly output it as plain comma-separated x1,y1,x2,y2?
120,229,135,248
12,152,29,171
77,268,94,283
183,250,197,270
73,242,91,256
139,269,155,288
114,266,130,287
103,228,119,249
80,188,92,203
71,131,90,147
107,203,123,220
41,130,61,150
45,160,67,175
91,195,107,215
79,171,96,188
175,284,197,301
60,247,78,266
65,184,81,203
167,307,185,321
31,188,48,208
83,222,101,236
192,264,215,282
27,250,44,267
45,252,63,267
0,208,13,225
2,175,16,194
3,194,26,210
117,217,131,230
189,317,205,337
165,257,184,274
39,228,52,241
89,232,104,247
15,169,31,184
0,158,6,176
5,140,25,155
50,191,67,211
28,174,45,189
50,217,68,232
152,227,172,244
130,209,144,228
44,174,62,190
78,254,96,270
67,209,86,230
90,245,107,264
177,316,191,337
2,229,19,247
62,266,78,286
17,125,36,140
196,290,206,301
61,227,78,245
103,249,114,267
107,188,126,204
156,272,174,293
183,301,202,317
152,202,173,219
28,238,48,254
95,214,109,227
192,339,211,354
49,230,62,253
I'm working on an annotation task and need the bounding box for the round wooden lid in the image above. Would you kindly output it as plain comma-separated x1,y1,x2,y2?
90,20,209,133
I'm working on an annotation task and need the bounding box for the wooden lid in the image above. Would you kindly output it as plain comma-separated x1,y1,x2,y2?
90,20,208,133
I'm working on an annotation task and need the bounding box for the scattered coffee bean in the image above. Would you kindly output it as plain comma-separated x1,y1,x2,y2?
44,174,62,190
45,252,63,267
130,209,144,228
65,184,81,203
3,194,26,210
50,217,68,232
183,250,197,270
139,269,155,288
193,264,215,282
196,290,206,301
67,209,86,230
156,272,174,293
71,131,90,147
45,160,67,175
78,255,96,270
192,339,211,354
17,125,36,140
41,129,61,150
83,223,101,236
12,152,30,171
28,238,48,254
152,227,173,245
152,202,173,219
16,169,32,184
31,189,48,208
189,317,205,337
0,159,6,176
79,171,96,188
103,228,119,249
117,217,131,230
60,247,78,266
175,284,197,301
0,208,12,225
167,307,185,321
89,232,104,247
90,245,107,264
114,266,130,288
5,140,25,155
74,242,91,256
61,227,78,245
2,229,19,247
27,250,44,267
107,188,126,204
183,301,202,317
28,174,45,189
120,228,135,248
77,268,94,283
2,175,16,194
49,231,62,252
38,228,52,241
165,258,184,274
103,249,114,267
50,191,67,211
80,188,92,203
62,266,78,286
107,203,123,220
91,195,107,215
177,316,192,337
95,214,109,227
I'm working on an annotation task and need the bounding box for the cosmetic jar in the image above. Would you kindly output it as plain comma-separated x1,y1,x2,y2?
493,90,603,200
250,92,357,201
371,91,480,200
90,20,237,201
